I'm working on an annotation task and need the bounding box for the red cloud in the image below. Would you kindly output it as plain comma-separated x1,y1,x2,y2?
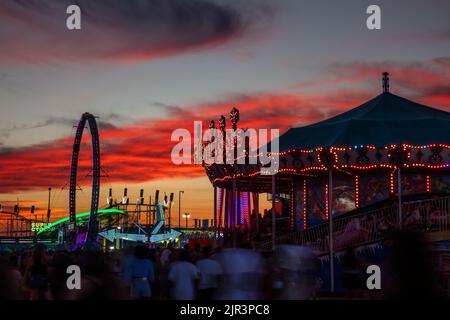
0,93,354,193
1,60,449,193
325,58,450,108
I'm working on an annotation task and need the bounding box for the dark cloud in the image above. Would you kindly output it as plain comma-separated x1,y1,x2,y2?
33,117,77,129
433,57,450,68
97,121,116,130
423,86,450,97
152,102,193,118
94,112,131,129
0,0,271,64
0,132,9,149
2,112,129,133
0,117,76,134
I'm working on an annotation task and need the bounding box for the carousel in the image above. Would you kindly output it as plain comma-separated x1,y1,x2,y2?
204,73,450,290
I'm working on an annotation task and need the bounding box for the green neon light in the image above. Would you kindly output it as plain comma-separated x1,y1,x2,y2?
36,209,125,235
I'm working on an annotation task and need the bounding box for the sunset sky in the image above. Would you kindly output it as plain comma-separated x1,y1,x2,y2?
0,0,449,224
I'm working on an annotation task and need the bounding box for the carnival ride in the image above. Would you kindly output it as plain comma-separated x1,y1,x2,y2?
36,208,126,238
98,201,181,244
0,206,41,240
203,73,450,291
69,112,101,244
65,113,184,246
0,196,212,247
205,73,450,241
0,112,189,247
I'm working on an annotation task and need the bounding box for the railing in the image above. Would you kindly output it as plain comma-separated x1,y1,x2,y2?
402,197,450,232
258,196,450,253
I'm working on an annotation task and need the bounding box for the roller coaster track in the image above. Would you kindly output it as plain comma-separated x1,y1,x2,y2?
0,211,40,238
69,113,101,243
257,195,450,254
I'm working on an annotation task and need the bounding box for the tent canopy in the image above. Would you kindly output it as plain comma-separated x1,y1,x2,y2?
279,92,450,151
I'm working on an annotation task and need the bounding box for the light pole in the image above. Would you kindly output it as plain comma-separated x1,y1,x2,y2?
168,193,174,229
47,187,51,223
183,212,190,229
178,190,184,229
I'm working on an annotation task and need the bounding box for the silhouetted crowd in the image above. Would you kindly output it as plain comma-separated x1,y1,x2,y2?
0,241,322,300
0,230,447,300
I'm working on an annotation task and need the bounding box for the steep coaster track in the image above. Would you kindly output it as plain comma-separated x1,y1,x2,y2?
69,113,101,244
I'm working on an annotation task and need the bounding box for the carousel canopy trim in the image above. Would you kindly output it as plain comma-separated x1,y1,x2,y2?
205,76,450,188
279,92,450,151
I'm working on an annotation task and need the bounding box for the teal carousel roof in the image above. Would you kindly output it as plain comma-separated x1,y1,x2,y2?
279,88,450,151
204,73,450,190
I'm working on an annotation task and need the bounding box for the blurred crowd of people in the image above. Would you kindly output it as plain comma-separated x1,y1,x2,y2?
0,241,322,300
0,229,447,300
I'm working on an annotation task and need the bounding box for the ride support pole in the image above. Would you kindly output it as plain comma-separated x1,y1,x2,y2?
272,174,276,251
328,169,335,293
398,166,403,228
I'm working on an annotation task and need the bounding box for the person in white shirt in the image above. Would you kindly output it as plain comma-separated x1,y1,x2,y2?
125,245,154,300
215,248,265,300
168,250,199,300
196,246,223,300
